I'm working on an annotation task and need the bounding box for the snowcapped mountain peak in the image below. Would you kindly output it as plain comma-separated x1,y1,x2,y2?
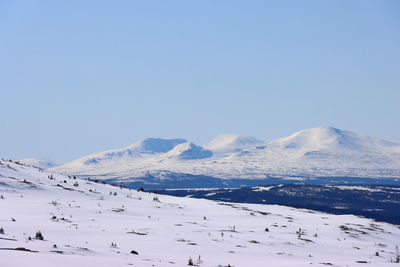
204,134,264,154
268,126,400,154
50,138,188,171
127,138,187,153
268,126,363,151
165,142,213,160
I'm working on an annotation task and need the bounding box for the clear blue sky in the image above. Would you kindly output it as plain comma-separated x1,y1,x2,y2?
1,0,399,161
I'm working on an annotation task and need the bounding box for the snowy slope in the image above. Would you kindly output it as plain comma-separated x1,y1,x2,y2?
54,138,187,171
1,160,400,266
50,127,400,183
19,158,63,169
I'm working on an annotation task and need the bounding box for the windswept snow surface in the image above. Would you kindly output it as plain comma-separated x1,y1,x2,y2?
51,127,400,183
1,160,400,266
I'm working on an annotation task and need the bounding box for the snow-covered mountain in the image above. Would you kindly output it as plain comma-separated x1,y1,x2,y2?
19,158,63,169
2,160,400,266
163,142,213,160
77,138,188,165
50,127,400,186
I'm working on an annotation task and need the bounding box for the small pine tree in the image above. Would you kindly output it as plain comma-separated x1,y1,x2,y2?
35,231,44,240
188,257,194,266
0,227,4,234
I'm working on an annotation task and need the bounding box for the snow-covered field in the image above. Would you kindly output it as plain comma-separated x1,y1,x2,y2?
50,127,400,184
1,160,400,266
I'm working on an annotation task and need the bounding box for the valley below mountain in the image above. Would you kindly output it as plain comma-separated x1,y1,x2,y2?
153,184,400,225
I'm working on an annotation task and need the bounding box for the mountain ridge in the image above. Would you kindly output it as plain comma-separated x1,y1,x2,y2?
48,127,400,186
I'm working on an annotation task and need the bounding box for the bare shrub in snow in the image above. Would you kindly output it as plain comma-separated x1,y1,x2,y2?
296,228,305,238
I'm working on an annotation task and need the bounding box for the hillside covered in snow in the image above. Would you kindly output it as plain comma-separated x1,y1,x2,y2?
50,127,400,187
1,160,400,266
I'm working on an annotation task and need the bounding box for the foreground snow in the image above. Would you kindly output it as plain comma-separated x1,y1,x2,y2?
1,160,400,266
51,127,400,183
